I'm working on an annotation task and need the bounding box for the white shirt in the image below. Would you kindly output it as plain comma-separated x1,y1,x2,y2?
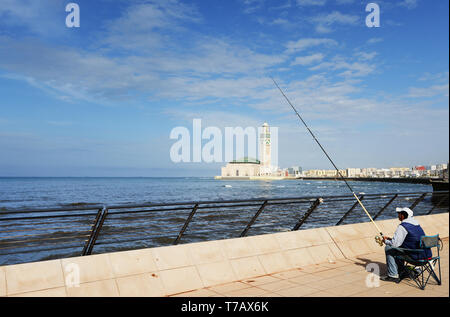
385,217,420,248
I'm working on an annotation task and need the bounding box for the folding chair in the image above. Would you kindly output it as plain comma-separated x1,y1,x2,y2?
397,235,442,290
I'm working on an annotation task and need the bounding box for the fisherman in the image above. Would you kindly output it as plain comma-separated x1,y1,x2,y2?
380,207,432,283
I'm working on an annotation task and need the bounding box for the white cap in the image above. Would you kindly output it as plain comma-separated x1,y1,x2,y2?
396,207,414,218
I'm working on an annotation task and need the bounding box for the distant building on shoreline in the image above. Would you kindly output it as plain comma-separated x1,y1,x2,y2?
220,157,261,177
303,163,448,179
217,122,292,180
216,122,448,181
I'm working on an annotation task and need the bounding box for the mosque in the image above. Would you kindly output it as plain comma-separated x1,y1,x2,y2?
216,122,282,179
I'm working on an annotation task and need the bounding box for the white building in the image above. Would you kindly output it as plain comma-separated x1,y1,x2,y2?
220,157,261,177
220,122,277,177
347,168,362,178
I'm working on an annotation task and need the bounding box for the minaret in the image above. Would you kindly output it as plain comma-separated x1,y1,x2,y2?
259,122,272,175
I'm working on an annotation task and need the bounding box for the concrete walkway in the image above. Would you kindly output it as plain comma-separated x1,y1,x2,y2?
171,237,449,297
1,213,447,297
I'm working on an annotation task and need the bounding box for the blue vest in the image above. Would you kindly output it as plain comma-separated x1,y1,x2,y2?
400,222,432,260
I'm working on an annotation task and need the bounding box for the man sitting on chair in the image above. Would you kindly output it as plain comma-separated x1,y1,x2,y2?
380,207,431,283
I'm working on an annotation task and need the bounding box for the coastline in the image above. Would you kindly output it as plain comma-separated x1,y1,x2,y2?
214,176,294,180
214,175,443,185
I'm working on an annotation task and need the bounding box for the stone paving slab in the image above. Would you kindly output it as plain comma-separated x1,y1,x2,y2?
170,237,449,297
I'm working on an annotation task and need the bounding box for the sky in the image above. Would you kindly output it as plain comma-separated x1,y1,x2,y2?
0,0,448,177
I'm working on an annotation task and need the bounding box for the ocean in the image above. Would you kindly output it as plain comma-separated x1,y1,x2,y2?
0,177,434,210
0,177,445,265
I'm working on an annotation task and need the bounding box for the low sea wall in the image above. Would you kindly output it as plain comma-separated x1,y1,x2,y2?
0,213,448,297
214,176,445,185
214,176,287,180
302,177,440,185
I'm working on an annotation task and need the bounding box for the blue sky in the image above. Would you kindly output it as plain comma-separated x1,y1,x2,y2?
0,0,448,176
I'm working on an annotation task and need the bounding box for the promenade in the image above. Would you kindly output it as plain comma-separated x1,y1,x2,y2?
171,237,448,297
1,213,448,297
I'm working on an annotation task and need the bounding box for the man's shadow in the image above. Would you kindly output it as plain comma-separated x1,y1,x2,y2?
352,257,437,288
353,257,387,276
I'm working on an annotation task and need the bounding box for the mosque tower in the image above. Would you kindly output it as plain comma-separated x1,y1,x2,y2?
259,122,272,175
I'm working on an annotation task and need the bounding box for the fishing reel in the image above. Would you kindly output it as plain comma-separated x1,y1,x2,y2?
375,235,384,246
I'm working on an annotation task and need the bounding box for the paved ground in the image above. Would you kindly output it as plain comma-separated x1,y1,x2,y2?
170,237,449,297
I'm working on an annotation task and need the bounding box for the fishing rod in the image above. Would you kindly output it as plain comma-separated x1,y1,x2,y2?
271,77,384,246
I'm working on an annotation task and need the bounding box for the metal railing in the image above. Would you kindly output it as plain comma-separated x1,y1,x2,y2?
0,190,448,266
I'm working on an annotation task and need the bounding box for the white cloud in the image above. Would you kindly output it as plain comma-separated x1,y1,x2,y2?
297,0,327,6
269,1,292,10
270,18,291,26
408,71,449,98
310,11,359,33
367,37,383,45
158,76,275,101
0,0,288,105
101,0,202,52
309,55,376,78
285,38,338,54
268,75,378,122
407,84,449,98
418,71,449,83
291,53,325,66
398,0,419,9
0,32,288,106
314,24,332,34
167,38,286,75
0,0,66,36
241,0,266,14
354,51,377,61
0,1,374,123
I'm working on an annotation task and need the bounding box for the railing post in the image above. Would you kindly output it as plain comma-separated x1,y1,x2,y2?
85,207,108,256
81,208,103,256
409,193,427,210
426,193,449,215
174,204,199,245
373,194,398,220
336,195,365,226
292,198,323,231
240,200,268,237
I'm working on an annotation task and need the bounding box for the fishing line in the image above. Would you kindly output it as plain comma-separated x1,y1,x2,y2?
271,77,384,246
